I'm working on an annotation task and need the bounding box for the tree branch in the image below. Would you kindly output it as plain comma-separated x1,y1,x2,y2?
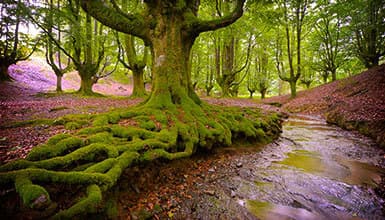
192,0,245,34
80,0,150,45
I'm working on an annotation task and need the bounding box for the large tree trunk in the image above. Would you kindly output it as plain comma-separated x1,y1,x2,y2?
145,18,198,109
78,68,95,95
0,63,12,81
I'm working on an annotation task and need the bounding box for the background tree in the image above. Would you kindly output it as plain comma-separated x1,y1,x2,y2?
0,0,38,81
312,0,344,82
44,0,72,92
32,0,119,95
116,0,148,97
274,0,311,98
347,0,385,68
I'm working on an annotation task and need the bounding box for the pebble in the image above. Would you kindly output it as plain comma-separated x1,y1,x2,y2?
236,162,243,168
204,190,215,196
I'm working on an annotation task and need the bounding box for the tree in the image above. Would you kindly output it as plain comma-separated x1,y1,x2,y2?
118,34,149,97
0,0,37,81
116,0,148,97
275,0,311,98
32,0,119,95
81,0,247,104
44,0,72,92
312,0,344,82
348,0,385,68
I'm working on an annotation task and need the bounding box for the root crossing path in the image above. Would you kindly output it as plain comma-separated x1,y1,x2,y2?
174,114,385,219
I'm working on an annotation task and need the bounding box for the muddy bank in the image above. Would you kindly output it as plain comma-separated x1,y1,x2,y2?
113,114,385,219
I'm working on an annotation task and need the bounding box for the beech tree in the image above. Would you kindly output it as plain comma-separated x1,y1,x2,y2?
0,0,37,81
274,0,311,98
81,0,247,103
44,0,72,92
348,0,385,68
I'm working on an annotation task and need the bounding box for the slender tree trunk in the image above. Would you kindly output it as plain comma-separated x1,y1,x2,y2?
131,68,146,97
56,74,63,92
290,80,297,98
331,69,337,81
261,90,266,99
249,91,254,99
0,64,12,81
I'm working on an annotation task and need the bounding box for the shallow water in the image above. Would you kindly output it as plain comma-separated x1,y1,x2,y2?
239,114,385,219
183,114,385,219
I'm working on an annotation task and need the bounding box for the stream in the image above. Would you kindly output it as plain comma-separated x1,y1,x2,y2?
176,114,385,219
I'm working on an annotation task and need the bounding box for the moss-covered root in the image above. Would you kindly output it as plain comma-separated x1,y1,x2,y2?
0,103,282,218
15,176,51,209
53,184,102,219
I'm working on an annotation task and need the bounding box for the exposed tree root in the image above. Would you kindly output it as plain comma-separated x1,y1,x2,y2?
0,103,282,218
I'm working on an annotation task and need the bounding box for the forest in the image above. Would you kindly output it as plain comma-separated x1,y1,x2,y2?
0,0,384,219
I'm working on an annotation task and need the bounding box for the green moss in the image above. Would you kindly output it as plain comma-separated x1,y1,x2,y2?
53,184,102,219
108,112,121,124
0,98,283,218
27,137,84,161
15,176,51,209
65,122,82,130
105,196,118,219
47,134,72,145
86,132,113,144
93,115,109,126
77,126,111,135
139,120,157,131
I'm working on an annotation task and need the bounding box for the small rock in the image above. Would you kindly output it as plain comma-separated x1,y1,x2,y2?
204,190,215,196
230,190,236,198
208,168,215,173
236,162,243,168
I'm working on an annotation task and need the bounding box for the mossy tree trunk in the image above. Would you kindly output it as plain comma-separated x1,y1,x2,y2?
77,66,97,95
119,34,148,98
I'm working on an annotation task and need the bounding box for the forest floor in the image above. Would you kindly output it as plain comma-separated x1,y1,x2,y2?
0,59,384,219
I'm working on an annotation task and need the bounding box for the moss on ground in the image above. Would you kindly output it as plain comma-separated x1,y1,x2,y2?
0,102,282,218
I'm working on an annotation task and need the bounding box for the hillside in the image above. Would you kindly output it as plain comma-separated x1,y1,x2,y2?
264,64,385,147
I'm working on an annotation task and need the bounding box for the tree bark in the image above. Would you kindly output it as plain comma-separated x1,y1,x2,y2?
78,68,95,95
290,80,297,98
145,17,198,108
0,64,12,81
131,68,146,97
56,74,63,92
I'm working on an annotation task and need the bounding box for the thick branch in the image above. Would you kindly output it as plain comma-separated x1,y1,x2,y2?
192,0,245,34
80,0,150,45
